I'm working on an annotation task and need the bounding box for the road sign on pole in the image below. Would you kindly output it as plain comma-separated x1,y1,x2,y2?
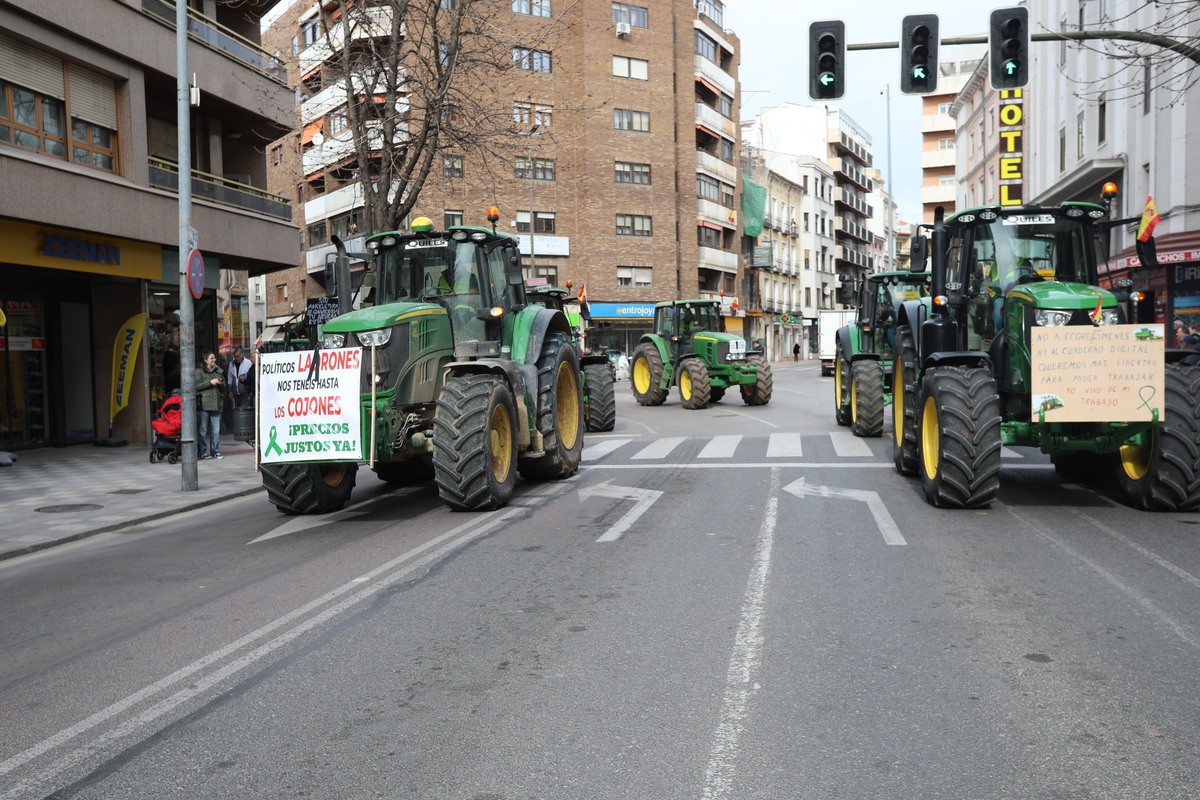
186,249,205,300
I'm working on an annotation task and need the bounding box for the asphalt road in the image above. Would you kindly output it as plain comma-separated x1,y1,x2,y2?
2,360,1199,799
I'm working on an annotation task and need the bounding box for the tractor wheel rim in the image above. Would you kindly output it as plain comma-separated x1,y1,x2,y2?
893,360,905,447
489,402,513,483
1119,439,1153,481
680,368,692,399
319,463,347,487
920,396,939,479
555,361,580,450
850,375,858,422
835,358,844,404
633,358,651,393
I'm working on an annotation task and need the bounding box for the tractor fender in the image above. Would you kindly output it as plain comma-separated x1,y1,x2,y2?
923,351,991,370
835,325,856,361
918,315,956,367
443,358,539,448
896,298,927,336
518,308,574,366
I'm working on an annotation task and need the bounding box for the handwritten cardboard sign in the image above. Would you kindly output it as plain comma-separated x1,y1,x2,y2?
1030,324,1164,422
258,349,363,463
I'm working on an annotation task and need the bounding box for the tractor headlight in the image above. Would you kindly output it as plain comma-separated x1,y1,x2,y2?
322,332,346,348
1099,309,1121,326
1035,309,1072,327
357,328,393,347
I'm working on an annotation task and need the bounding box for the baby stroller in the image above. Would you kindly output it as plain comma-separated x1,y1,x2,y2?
150,390,183,464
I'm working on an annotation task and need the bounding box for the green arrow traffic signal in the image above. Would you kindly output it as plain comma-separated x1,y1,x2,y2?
820,72,835,86
913,66,926,80
1004,60,1018,75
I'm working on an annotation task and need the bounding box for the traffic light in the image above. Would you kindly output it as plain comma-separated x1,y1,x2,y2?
809,20,845,100
900,15,939,95
989,6,1029,89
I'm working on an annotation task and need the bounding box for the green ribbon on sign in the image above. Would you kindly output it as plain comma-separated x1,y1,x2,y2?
1137,385,1156,413
264,425,284,457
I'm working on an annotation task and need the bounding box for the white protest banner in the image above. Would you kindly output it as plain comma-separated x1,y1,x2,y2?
258,348,363,463
1030,324,1165,422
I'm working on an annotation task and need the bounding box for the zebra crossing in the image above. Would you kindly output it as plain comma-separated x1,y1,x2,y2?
582,433,1030,465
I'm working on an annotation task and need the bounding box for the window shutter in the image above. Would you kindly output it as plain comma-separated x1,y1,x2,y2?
148,116,178,159
67,63,117,130
0,33,66,99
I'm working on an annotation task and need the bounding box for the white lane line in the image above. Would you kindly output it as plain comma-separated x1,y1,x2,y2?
0,509,523,797
632,437,687,460
698,435,743,459
766,433,804,458
1001,446,1023,459
582,438,633,461
829,431,873,457
700,468,780,799
582,462,1053,470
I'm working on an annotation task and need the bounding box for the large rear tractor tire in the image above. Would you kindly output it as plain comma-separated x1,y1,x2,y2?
631,343,668,406
432,375,517,511
834,344,851,425
519,333,584,480
1116,364,1200,511
851,360,885,438
740,354,773,406
373,454,435,486
892,325,920,475
261,461,358,515
917,365,1002,508
583,363,617,432
678,357,712,410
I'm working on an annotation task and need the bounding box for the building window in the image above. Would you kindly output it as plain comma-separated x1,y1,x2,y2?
1076,111,1085,160
617,266,652,286
696,173,720,202
517,210,556,234
719,93,734,117
513,47,552,72
615,161,651,184
301,17,321,48
611,2,648,28
616,214,652,236
514,102,553,126
695,0,723,27
694,30,718,63
697,225,721,248
612,56,649,80
720,138,734,162
938,137,954,150
1098,95,1107,144
306,221,326,248
0,78,116,173
515,156,556,180
614,108,650,132
271,144,283,166
1059,128,1067,172
513,0,550,17
1143,57,1152,114
443,155,463,177
938,102,952,114
939,175,955,187
444,210,464,228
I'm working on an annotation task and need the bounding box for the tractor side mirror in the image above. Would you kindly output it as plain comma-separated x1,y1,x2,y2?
910,235,928,273
836,282,854,306
1135,236,1158,269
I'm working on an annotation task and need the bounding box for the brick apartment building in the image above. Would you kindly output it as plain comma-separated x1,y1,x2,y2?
262,0,744,355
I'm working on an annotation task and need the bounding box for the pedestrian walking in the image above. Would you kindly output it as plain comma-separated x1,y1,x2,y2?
226,347,254,409
792,342,800,362
195,351,225,459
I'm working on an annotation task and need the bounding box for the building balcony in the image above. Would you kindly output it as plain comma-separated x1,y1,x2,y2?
298,5,396,76
698,246,738,274
921,184,957,205
829,157,874,193
836,189,873,218
694,102,737,139
698,198,737,229
920,112,956,134
836,216,870,243
835,244,872,271
696,150,737,183
920,149,956,169
694,54,735,96
142,0,286,84
830,131,873,168
149,157,290,221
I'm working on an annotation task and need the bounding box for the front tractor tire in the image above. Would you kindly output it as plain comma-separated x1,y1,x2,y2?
833,345,851,425
631,343,668,406
891,325,920,475
583,363,617,432
519,333,585,481
917,366,1002,509
678,357,712,410
850,360,885,438
432,375,518,511
1116,364,1200,511
741,354,773,406
261,461,358,515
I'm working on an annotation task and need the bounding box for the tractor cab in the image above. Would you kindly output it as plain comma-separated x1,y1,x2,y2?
654,300,722,356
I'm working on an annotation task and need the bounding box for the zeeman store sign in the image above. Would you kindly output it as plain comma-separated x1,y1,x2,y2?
998,89,1024,206
0,218,160,279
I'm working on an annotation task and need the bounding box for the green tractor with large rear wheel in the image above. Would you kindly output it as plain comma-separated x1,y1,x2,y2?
894,195,1200,511
258,212,584,514
630,299,771,409
832,271,932,437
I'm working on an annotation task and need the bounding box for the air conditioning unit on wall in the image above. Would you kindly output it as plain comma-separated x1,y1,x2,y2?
616,21,631,37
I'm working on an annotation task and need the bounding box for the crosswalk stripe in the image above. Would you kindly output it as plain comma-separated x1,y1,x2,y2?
829,431,873,457
766,432,804,458
697,435,743,459
632,437,687,460
583,438,633,461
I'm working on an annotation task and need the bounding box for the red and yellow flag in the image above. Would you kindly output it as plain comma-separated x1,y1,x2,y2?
1089,296,1104,324
1137,195,1161,242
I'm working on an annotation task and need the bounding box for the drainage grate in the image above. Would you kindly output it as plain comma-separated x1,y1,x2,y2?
36,504,104,513
109,488,151,495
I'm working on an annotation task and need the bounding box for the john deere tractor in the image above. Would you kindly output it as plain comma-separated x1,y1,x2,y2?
525,284,616,432
893,198,1200,511
259,213,584,514
832,271,932,437
631,299,771,409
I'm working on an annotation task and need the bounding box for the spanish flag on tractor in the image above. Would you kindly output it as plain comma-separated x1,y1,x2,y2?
1137,195,1161,243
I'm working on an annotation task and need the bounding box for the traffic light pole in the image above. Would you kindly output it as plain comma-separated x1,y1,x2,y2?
847,32,1200,66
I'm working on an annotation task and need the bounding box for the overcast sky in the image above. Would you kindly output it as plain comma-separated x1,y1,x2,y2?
726,1,1017,223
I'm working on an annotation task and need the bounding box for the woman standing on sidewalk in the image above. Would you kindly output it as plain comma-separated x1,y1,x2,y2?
195,351,225,459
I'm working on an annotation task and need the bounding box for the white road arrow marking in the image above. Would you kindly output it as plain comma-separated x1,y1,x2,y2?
782,477,907,546
578,479,664,543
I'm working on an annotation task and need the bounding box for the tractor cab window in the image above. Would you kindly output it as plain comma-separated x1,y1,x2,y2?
691,304,721,332
974,214,1093,289
656,306,676,336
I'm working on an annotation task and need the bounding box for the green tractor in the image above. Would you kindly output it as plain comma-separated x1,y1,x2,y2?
630,299,771,409
832,271,932,437
525,284,616,432
894,198,1200,511
259,213,584,514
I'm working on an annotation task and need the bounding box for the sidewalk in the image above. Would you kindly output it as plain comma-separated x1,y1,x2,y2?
0,440,265,561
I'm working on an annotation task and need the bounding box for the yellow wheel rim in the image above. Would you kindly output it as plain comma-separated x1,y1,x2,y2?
680,368,693,400
850,373,858,423
555,361,581,450
489,402,513,483
318,463,347,487
835,357,844,406
1119,438,1153,481
893,359,905,447
921,395,940,479
633,357,652,394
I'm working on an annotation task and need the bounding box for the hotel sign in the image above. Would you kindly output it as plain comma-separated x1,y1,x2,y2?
998,88,1024,206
